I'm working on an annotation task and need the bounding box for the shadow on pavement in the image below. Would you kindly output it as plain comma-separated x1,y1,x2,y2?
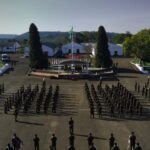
74,133,107,140
117,67,140,74
16,120,44,126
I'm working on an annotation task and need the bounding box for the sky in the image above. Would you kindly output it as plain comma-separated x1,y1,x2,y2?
0,0,150,34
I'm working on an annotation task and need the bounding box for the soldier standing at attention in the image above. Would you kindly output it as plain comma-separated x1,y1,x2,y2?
50,134,57,150
87,133,94,147
69,117,74,134
33,134,40,150
109,133,115,150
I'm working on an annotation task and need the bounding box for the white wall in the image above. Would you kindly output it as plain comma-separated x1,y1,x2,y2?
24,45,54,57
62,42,85,54
108,43,123,56
2,42,21,52
3,47,15,52
92,43,123,56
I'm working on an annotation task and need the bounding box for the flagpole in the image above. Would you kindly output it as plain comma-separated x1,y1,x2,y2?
71,28,73,60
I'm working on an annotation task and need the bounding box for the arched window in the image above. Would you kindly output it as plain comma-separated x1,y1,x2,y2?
76,49,80,54
68,49,71,54
114,51,118,57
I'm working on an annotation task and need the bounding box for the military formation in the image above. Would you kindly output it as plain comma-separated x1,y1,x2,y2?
1,77,148,149
135,77,150,100
99,82,143,118
85,81,144,118
3,81,60,118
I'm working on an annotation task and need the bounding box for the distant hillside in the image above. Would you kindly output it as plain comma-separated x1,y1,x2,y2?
16,31,67,40
16,31,116,42
0,34,17,39
0,31,117,45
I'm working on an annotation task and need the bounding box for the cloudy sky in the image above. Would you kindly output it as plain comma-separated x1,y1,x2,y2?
0,0,150,34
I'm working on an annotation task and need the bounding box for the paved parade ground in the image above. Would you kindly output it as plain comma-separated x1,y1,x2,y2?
0,55,150,150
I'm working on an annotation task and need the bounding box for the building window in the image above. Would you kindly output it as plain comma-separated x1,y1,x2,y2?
114,51,118,56
68,49,71,54
77,49,80,54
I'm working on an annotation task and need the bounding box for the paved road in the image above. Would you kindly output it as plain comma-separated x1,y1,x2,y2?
0,55,149,150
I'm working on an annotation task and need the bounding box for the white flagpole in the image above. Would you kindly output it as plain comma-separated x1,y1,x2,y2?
71,27,73,60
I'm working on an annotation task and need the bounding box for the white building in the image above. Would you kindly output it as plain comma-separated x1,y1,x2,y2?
61,42,85,55
24,45,54,57
2,42,21,52
92,43,123,56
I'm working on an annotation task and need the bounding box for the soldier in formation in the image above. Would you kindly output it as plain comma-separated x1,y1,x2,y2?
69,117,74,134
85,83,102,118
33,134,40,150
50,134,57,150
87,133,94,147
109,133,115,150
11,133,23,150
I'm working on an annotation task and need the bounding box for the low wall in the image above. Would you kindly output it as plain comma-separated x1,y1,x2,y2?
30,69,114,80
0,64,10,75
131,62,149,74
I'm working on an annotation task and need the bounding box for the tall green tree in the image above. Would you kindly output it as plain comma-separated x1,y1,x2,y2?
113,32,132,44
74,32,84,44
122,37,133,57
29,23,44,69
95,26,112,68
123,29,150,62
42,52,49,68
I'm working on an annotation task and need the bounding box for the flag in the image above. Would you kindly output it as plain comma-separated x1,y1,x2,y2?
69,26,73,40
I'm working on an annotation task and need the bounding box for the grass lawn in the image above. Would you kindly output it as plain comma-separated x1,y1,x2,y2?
132,58,140,64
143,62,150,66
132,58,150,66
0,62,4,69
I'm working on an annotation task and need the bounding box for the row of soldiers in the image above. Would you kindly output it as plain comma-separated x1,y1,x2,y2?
0,83,4,95
90,84,102,118
98,82,143,118
43,85,52,114
85,83,102,118
36,82,46,113
85,83,95,118
4,118,143,150
52,85,59,113
135,79,150,100
23,84,39,113
4,85,26,114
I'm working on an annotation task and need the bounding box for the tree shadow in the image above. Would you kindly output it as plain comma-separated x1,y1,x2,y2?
16,120,44,126
53,93,79,116
74,133,107,140
116,75,138,78
117,67,140,74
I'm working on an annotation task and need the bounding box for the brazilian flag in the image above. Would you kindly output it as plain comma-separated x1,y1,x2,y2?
69,27,73,40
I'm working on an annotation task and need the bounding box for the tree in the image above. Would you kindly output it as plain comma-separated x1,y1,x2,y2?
74,32,84,44
42,52,49,68
95,26,112,68
29,23,45,69
122,37,133,57
123,29,150,62
113,31,132,44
